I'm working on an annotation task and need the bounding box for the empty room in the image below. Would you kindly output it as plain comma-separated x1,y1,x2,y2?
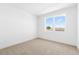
0,3,79,55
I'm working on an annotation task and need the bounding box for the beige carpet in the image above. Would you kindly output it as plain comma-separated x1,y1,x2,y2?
0,38,79,55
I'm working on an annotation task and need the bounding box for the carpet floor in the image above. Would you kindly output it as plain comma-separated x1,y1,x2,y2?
0,38,79,55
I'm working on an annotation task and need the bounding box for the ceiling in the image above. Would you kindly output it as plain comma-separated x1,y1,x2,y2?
4,3,77,15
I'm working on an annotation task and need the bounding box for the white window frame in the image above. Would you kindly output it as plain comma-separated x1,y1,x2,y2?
44,14,66,32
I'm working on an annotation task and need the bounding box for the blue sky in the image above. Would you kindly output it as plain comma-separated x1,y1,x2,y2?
46,16,65,28
46,17,54,27
55,16,65,27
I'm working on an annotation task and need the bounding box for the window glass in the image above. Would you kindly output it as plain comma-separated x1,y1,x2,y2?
45,15,65,31
46,17,54,31
55,16,65,31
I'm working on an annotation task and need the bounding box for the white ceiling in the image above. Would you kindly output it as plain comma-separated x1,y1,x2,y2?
9,3,77,15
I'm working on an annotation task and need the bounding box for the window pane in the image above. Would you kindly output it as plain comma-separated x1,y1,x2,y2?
46,17,54,30
55,16,65,31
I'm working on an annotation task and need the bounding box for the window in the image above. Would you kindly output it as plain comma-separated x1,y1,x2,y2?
45,17,54,31
45,15,65,31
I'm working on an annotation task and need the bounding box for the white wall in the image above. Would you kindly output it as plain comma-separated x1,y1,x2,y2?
0,4,37,49
77,4,79,49
37,5,77,46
